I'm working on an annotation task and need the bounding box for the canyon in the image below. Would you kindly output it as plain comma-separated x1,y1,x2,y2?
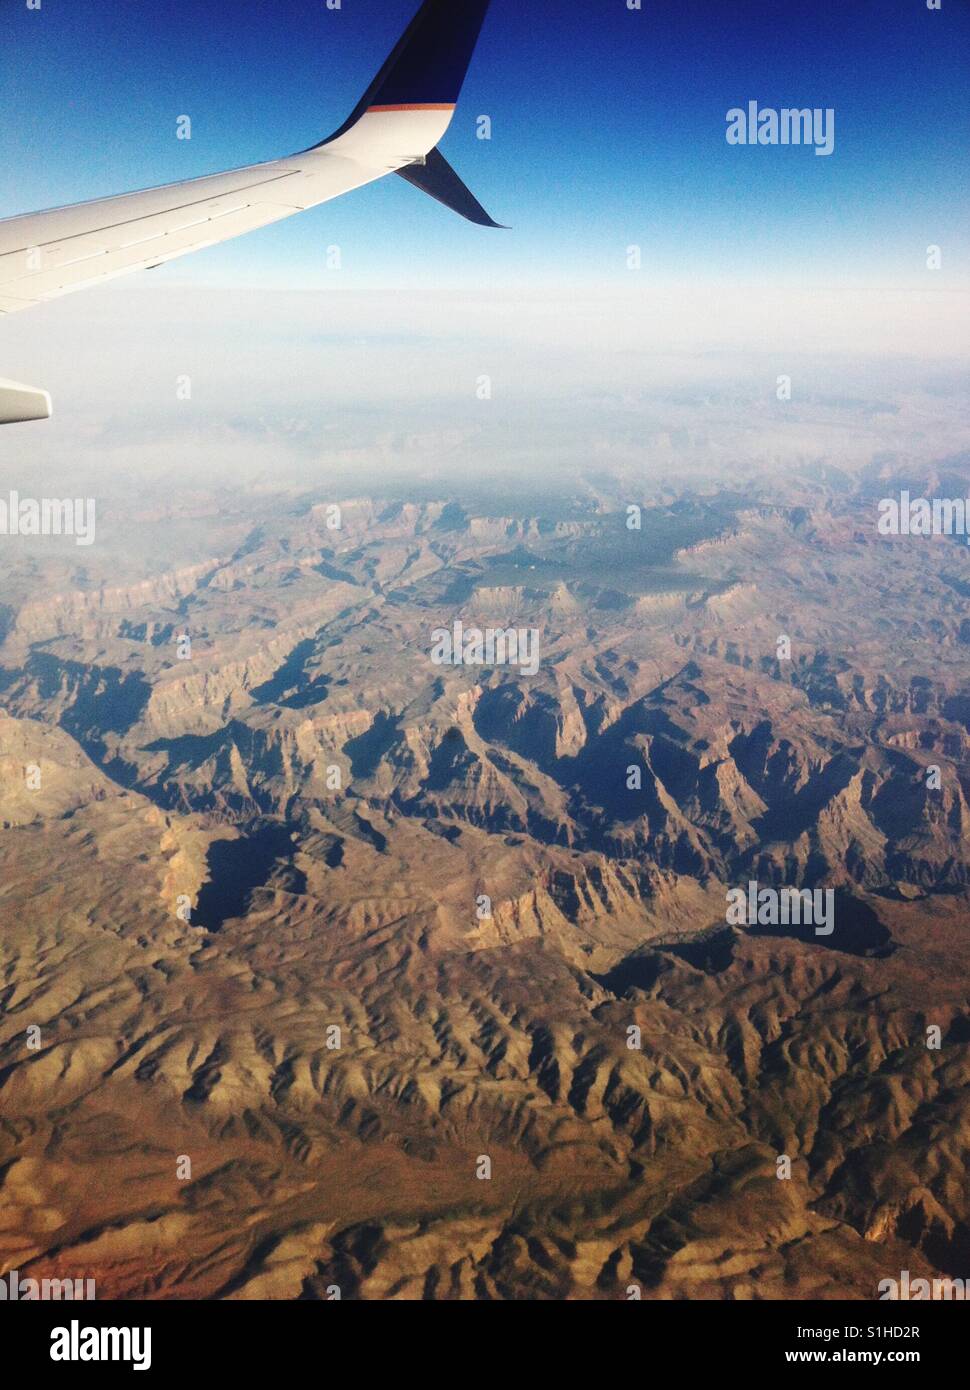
0,462,968,1299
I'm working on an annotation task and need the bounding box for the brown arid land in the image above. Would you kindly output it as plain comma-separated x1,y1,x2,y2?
1,460,968,1300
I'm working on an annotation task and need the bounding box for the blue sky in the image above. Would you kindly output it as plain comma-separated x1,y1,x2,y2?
2,0,968,289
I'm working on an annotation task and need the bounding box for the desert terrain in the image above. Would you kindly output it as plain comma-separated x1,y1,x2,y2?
1,450,969,1300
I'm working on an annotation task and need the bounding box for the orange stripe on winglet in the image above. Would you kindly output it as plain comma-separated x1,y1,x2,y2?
366,103,456,113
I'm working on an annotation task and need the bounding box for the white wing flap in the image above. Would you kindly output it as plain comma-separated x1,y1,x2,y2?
0,157,364,311
1,198,298,306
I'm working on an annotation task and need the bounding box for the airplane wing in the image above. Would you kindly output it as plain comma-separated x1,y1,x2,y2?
0,0,502,424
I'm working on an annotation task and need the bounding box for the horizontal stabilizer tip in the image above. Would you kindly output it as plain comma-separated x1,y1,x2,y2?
396,147,506,228
0,377,52,425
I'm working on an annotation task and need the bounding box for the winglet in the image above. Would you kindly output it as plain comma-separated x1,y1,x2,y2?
311,0,493,149
396,147,506,228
